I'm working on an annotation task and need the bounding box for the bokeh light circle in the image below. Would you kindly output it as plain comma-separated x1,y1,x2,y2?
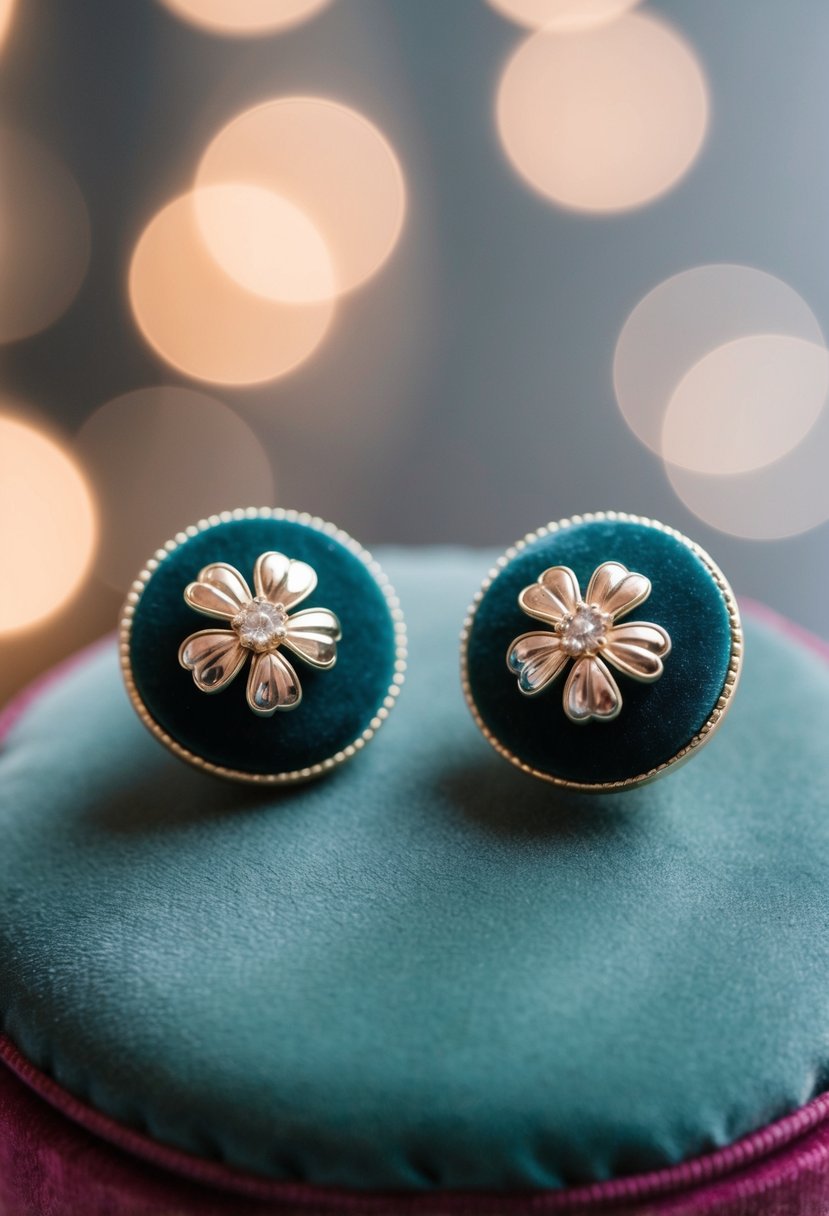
665,409,829,541
487,0,641,32
0,412,97,634
496,12,708,213
128,188,334,385
0,127,91,342
661,335,829,475
76,387,275,591
157,0,331,37
614,265,826,458
194,182,335,303
0,0,16,49
197,97,406,297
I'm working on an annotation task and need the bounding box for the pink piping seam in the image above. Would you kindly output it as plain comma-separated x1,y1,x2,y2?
2,606,829,1211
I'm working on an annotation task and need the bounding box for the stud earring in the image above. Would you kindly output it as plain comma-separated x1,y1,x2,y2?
120,508,406,784
460,512,742,792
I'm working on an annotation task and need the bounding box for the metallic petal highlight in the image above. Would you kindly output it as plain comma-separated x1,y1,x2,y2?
603,621,671,681
283,607,341,669
197,561,252,607
246,649,302,716
507,631,569,695
184,561,252,620
518,565,580,623
563,655,621,723
253,551,318,610
178,628,247,692
585,561,651,622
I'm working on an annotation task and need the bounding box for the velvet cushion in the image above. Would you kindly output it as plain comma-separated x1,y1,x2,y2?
5,1043,829,1216
1,549,829,1192
465,518,735,786
126,514,399,778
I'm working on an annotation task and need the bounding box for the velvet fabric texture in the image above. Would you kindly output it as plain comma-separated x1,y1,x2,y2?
5,1040,829,1215
465,519,734,784
128,516,398,775
1,551,829,1194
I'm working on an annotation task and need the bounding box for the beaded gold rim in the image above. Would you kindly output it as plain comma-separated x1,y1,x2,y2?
119,507,407,785
459,511,743,793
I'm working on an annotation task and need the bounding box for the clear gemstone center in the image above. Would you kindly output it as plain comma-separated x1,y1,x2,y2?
559,602,610,657
233,597,289,652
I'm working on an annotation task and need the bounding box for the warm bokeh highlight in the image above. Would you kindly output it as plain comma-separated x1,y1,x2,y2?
128,189,334,384
157,0,331,37
75,386,275,591
661,335,829,476
487,0,641,33
613,265,826,458
194,182,335,303
0,127,90,342
0,0,15,49
0,413,97,634
665,411,829,540
197,97,406,297
496,12,708,213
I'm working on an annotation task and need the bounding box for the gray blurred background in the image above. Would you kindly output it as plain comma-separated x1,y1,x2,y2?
2,0,828,705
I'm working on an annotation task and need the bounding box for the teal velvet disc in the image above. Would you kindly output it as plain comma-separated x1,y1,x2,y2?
463,514,741,790
121,509,405,782
1,550,828,1192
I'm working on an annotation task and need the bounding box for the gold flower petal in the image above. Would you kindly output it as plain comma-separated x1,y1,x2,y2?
563,655,621,724
518,565,580,624
253,551,318,611
199,561,252,607
185,561,252,620
246,650,302,716
603,622,671,682
178,629,247,693
283,607,341,670
507,631,568,695
585,561,651,622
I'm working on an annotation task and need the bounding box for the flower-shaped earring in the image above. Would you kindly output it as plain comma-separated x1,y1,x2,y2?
179,552,341,716
507,562,671,723
461,513,742,792
121,508,406,784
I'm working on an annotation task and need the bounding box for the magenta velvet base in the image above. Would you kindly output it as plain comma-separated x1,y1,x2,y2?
4,1037,829,1216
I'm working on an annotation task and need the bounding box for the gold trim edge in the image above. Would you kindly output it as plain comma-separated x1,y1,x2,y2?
119,507,408,786
459,511,743,794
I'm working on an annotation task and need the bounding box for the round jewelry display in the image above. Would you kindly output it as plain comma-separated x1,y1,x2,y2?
461,512,742,791
120,507,406,784
1,549,827,1204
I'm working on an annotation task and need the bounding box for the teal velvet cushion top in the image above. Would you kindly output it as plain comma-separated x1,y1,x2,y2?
125,513,401,779
2,549,829,1190
465,517,737,787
